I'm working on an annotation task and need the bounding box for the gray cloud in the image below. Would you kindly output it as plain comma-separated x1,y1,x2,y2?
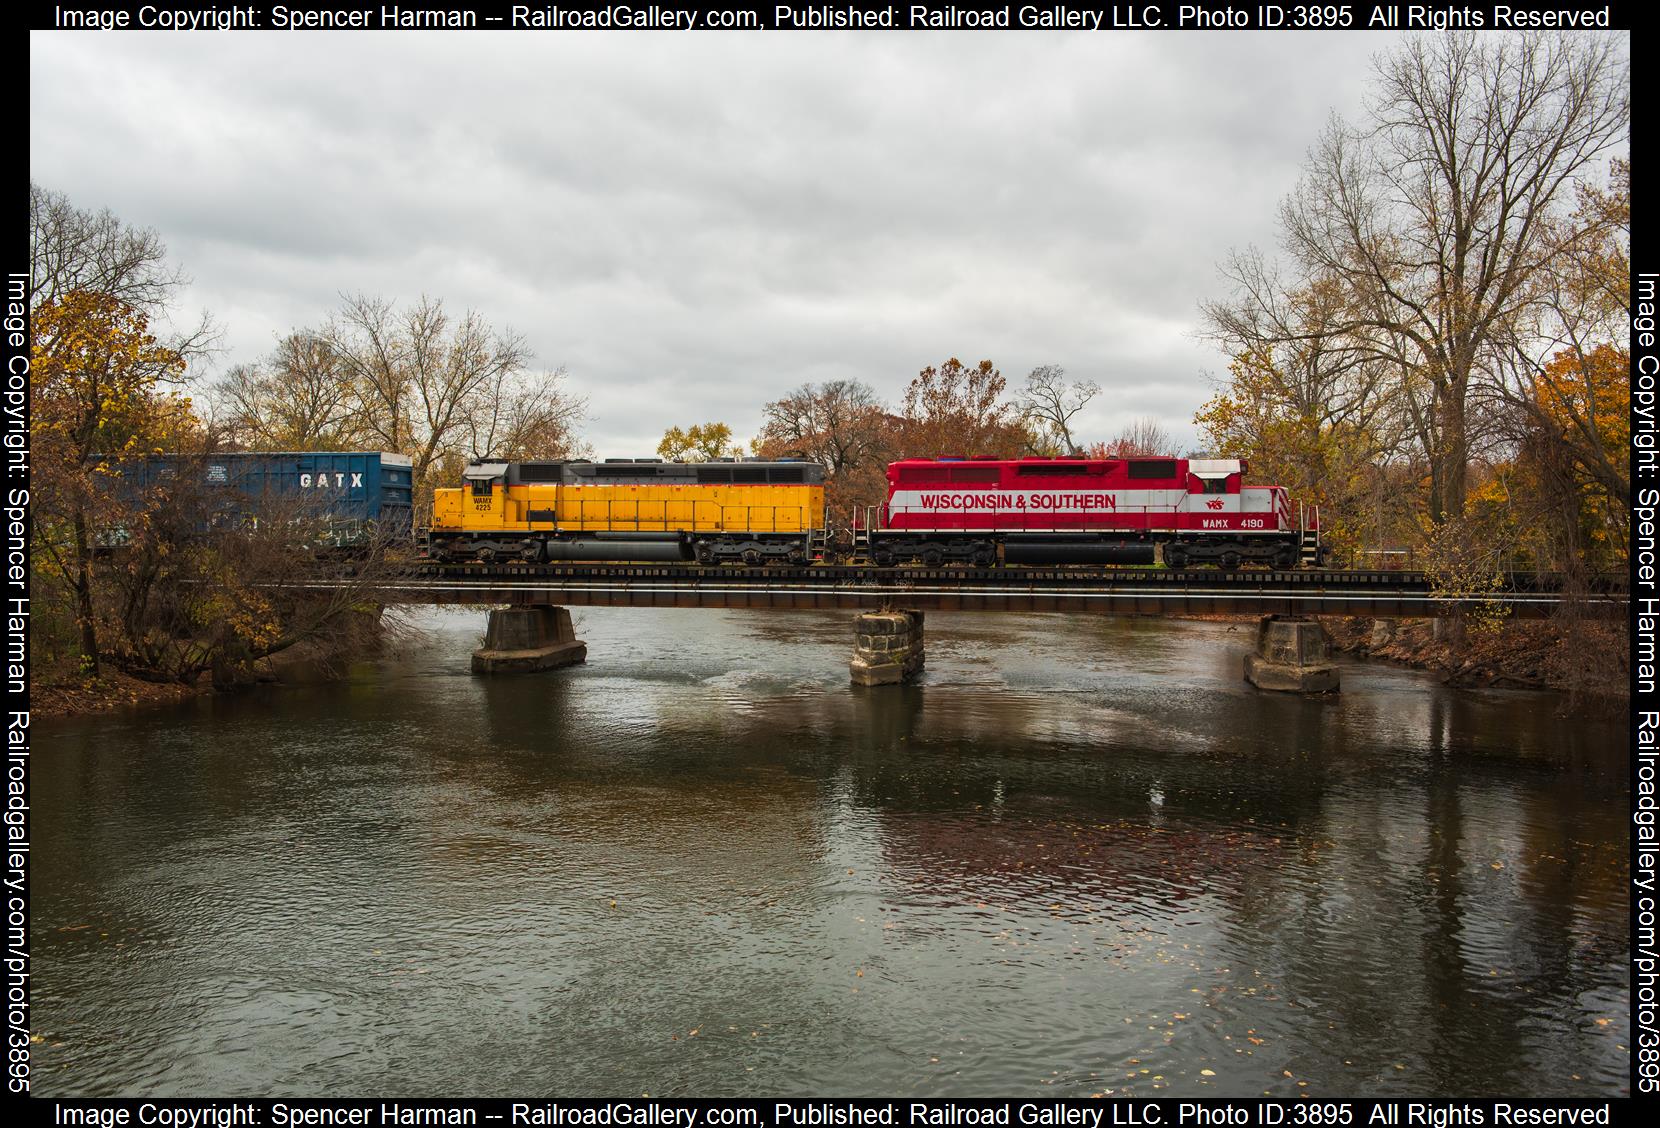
31,28,1392,456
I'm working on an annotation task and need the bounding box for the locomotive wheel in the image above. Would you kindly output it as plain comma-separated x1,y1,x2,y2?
477,546,499,564
872,549,897,567
519,540,542,562
1274,546,1298,569
1220,550,1242,570
694,542,715,565
786,547,807,566
921,547,945,568
972,545,997,568
1165,545,1187,569
741,547,764,567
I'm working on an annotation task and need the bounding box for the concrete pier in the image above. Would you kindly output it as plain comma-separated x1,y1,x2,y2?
472,606,587,675
1244,615,1340,693
850,610,925,686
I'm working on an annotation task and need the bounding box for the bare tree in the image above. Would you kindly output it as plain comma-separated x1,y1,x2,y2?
1091,418,1172,458
1017,365,1099,455
29,182,218,360
465,365,587,461
213,332,362,451
1204,265,1405,447
1218,33,1626,523
30,183,188,312
324,294,551,491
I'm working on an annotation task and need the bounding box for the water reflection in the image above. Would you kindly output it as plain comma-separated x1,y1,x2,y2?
32,608,1627,1096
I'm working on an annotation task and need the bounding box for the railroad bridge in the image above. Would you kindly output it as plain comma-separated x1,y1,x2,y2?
300,562,1626,691
355,562,1622,618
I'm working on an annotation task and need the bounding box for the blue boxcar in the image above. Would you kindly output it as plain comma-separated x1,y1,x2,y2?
95,451,414,546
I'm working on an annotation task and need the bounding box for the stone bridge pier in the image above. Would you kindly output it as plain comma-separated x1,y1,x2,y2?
472,605,587,674
850,610,925,686
1244,614,1339,693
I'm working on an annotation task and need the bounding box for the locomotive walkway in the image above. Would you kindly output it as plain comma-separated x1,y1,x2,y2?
318,562,1627,619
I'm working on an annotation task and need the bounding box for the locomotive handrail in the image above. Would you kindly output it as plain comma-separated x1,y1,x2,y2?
496,498,822,535
875,502,1279,533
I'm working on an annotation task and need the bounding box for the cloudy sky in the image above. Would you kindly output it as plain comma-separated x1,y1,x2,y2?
32,28,1402,456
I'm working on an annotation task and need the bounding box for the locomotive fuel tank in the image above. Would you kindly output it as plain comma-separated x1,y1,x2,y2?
1001,535,1157,566
541,533,691,561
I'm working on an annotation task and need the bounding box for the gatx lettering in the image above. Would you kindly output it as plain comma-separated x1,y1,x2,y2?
299,472,364,489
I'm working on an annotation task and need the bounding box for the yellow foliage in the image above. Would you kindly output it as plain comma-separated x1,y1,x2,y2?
658,422,739,461
32,290,187,458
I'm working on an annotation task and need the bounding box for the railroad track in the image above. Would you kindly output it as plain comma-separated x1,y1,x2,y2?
300,564,1627,618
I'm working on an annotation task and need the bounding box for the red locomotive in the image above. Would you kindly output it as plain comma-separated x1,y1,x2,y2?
865,455,1320,569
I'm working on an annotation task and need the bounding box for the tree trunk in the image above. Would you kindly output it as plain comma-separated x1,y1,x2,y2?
1437,389,1469,523
70,508,100,677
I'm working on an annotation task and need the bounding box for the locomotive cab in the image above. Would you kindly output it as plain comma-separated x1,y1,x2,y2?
1184,458,1244,496
461,461,509,518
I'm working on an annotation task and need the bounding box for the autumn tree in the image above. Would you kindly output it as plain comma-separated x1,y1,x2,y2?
752,380,896,511
97,468,409,686
899,358,1026,458
658,422,740,461
1193,346,1403,561
754,380,887,473
1017,365,1098,455
30,292,189,674
1490,161,1631,539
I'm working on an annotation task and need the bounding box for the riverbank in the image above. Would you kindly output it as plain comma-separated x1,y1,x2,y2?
30,667,211,719
31,607,405,720
1326,615,1628,705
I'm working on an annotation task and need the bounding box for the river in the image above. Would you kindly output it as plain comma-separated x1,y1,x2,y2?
31,608,1630,1097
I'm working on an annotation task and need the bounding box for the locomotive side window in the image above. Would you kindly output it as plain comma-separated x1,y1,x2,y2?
1203,478,1228,494
471,479,493,498
1127,460,1178,480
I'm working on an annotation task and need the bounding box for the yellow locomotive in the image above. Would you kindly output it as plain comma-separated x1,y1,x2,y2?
430,457,826,564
